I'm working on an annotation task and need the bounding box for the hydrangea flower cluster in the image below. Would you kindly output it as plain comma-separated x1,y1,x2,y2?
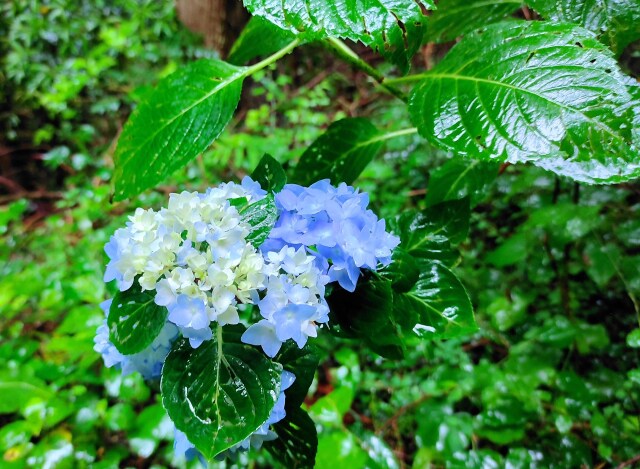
95,177,399,461
265,180,399,292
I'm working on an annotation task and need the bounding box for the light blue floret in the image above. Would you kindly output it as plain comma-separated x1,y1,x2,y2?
167,294,212,348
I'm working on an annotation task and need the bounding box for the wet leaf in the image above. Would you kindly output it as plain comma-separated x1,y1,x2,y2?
426,0,522,43
113,59,245,200
410,21,640,184
161,325,282,459
251,154,287,193
293,118,384,186
528,0,640,54
108,283,168,355
240,193,279,247
242,0,434,72
265,406,317,469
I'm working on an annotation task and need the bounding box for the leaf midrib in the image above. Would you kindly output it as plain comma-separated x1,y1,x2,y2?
118,64,247,168
424,72,625,144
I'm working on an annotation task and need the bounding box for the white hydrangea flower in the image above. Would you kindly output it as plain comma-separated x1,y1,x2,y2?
103,178,269,348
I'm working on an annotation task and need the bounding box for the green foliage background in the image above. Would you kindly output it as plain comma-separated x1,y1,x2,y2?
1,0,639,467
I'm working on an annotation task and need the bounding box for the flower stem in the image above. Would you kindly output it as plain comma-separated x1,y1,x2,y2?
324,37,408,102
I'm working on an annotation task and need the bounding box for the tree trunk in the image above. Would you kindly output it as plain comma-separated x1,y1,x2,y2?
175,0,249,55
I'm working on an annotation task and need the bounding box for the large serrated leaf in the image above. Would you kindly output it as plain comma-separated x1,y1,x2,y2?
292,118,384,186
108,284,168,355
527,0,640,55
265,406,317,469
409,21,640,184
425,0,522,43
161,325,282,460
113,59,245,200
242,0,433,72
394,260,477,339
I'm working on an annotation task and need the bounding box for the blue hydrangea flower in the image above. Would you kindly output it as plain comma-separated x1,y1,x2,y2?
268,180,400,291
241,320,282,357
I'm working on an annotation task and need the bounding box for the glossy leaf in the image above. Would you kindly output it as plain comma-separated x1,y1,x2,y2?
390,201,470,268
409,21,640,184
293,118,384,186
161,325,282,459
265,406,317,469
113,59,245,200
393,260,477,339
273,341,320,409
328,277,405,359
378,248,420,293
242,0,433,72
228,16,296,65
240,193,278,247
425,0,522,43
527,0,640,55
108,284,168,355
251,154,287,193
426,158,499,207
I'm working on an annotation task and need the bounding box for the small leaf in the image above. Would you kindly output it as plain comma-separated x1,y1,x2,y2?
265,406,317,469
161,325,282,459
328,277,405,359
293,118,384,186
378,248,420,293
527,0,640,55
627,329,640,348
274,341,320,409
425,0,522,43
113,59,246,200
426,158,499,207
240,193,279,247
242,0,434,72
393,260,477,339
228,16,297,65
390,202,470,267
108,284,168,355
409,21,640,184
251,154,287,193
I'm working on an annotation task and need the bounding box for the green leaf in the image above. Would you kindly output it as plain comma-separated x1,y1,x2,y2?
265,406,317,469
627,329,640,348
240,193,278,247
113,59,245,200
161,325,282,459
378,248,420,293
108,283,168,355
426,158,499,207
393,260,477,339
328,277,405,359
527,0,640,55
242,0,434,72
409,21,640,184
425,0,522,43
391,201,470,267
228,16,297,65
251,154,287,193
274,342,320,409
0,382,52,414
292,118,384,186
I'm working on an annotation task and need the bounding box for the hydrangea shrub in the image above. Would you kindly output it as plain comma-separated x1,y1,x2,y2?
97,0,639,466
